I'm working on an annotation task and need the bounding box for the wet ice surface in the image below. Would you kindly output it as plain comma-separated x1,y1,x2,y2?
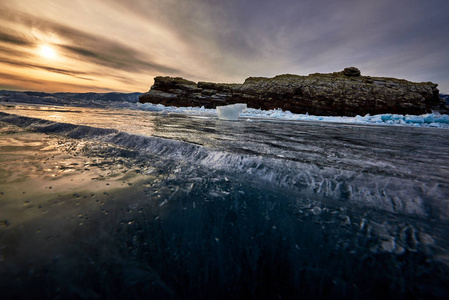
0,104,157,136
1,104,449,299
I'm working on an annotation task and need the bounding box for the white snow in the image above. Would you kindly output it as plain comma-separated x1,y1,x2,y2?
216,103,247,121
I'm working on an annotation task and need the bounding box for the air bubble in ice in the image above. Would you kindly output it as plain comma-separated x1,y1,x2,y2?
380,237,396,253
310,206,321,215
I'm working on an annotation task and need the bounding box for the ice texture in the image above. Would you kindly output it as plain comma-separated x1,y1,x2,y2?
2,107,448,222
216,103,247,120
1,101,449,299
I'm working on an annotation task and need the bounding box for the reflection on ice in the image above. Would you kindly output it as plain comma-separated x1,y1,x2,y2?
0,105,158,136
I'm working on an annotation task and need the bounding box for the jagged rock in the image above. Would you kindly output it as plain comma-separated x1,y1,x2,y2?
139,68,444,116
342,67,361,77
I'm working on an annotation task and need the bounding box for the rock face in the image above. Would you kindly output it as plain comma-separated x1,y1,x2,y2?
139,68,445,116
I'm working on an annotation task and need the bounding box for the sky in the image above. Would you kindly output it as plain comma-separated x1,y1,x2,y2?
0,0,448,93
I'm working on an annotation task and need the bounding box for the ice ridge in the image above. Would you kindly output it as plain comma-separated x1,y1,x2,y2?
137,103,449,129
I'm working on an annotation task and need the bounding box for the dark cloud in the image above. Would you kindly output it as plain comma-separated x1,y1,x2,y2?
0,57,93,80
0,71,115,92
0,44,31,59
0,31,34,46
59,44,180,74
0,71,56,86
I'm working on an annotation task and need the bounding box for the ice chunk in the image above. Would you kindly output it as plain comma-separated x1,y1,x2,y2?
216,103,247,121
405,115,424,124
423,114,435,123
433,114,449,124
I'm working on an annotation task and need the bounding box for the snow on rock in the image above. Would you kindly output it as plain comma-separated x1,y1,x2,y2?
216,103,247,121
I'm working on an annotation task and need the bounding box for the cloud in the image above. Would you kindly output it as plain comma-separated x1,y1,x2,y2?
0,71,45,86
0,31,34,46
0,57,93,80
103,0,449,85
0,71,115,92
1,0,449,92
0,9,185,76
41,23,182,74
59,44,180,74
0,44,31,59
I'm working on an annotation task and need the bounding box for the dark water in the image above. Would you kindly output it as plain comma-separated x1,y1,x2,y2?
0,107,448,299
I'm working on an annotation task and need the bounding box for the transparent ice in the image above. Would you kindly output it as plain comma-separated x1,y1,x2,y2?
216,103,247,120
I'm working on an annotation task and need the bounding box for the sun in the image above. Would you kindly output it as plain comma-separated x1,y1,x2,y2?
39,45,57,59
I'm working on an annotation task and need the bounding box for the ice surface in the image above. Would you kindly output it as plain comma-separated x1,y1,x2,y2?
1,101,449,299
2,107,448,221
216,103,247,120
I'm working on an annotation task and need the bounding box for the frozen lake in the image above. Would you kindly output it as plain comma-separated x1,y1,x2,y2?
1,102,449,299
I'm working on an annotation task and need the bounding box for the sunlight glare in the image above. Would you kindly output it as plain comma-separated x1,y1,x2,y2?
39,45,57,59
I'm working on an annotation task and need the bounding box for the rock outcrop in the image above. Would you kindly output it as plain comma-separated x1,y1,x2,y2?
139,67,445,116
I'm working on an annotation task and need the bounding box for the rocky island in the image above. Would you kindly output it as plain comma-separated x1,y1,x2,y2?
139,67,446,116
